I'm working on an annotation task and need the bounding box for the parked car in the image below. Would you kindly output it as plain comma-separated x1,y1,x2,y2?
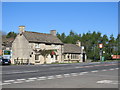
1,59,11,65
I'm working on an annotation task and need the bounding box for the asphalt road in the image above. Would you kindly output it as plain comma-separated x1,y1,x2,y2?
1,61,119,88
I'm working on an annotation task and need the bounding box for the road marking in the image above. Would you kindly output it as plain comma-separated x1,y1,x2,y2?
71,73,78,76
13,81,23,84
97,80,113,84
56,75,63,78
81,72,88,74
102,69,107,71
38,76,46,79
38,77,46,80
96,80,119,84
28,77,37,80
25,80,35,82
16,79,26,81
109,69,115,71
1,83,11,85
64,74,70,77
79,73,85,75
4,80,15,83
91,70,98,72
47,76,54,79
115,68,119,69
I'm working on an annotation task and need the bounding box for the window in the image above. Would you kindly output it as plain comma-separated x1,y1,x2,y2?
51,55,53,58
35,43,40,48
35,55,39,60
55,55,57,60
64,55,66,59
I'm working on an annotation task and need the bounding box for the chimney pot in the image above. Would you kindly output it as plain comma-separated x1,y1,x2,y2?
76,40,81,47
19,25,25,34
50,30,56,36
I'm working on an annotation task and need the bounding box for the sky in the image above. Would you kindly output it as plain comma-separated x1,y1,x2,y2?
2,2,118,38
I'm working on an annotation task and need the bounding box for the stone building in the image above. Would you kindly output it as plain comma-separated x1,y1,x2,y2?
11,26,86,64
63,41,86,63
11,26,64,64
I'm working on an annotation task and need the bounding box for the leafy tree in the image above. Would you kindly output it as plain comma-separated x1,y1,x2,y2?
6,32,17,38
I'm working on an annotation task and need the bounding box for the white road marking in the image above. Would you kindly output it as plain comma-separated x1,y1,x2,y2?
102,69,107,71
109,69,115,71
47,76,54,79
13,81,23,84
97,80,119,84
25,80,35,82
56,75,63,78
37,78,46,80
38,76,46,79
38,77,46,80
81,72,88,74
71,73,78,76
64,74,70,77
97,80,113,84
91,70,98,72
16,79,26,81
28,77,37,80
1,83,11,85
115,68,119,69
4,80,15,83
79,73,84,75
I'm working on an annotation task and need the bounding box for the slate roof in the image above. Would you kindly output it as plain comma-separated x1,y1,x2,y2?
2,36,14,48
23,31,63,44
64,44,81,54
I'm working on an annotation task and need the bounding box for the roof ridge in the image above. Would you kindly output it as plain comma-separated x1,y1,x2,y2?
25,31,51,35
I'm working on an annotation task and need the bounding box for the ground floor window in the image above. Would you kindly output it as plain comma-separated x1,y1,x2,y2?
51,55,53,58
35,55,39,60
55,55,58,60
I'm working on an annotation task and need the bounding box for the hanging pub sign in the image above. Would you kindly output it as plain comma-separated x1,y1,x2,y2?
51,51,56,55
99,43,103,48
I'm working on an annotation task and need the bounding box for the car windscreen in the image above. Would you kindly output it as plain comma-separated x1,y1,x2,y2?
2,59,9,62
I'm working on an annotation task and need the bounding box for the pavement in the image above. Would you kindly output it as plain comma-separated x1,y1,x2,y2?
1,61,119,88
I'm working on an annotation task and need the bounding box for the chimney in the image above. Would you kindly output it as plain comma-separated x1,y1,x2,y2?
19,25,25,34
76,40,81,47
50,30,56,36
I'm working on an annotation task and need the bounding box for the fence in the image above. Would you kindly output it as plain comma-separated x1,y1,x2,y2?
14,59,29,65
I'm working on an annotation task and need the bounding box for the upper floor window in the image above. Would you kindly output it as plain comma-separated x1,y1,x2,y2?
35,43,40,48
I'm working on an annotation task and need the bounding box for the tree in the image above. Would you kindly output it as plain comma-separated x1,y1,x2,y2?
6,32,17,38
57,30,117,60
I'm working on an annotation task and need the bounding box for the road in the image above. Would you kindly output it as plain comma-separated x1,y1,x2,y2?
1,61,119,88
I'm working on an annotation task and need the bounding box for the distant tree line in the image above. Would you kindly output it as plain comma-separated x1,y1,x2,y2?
57,30,120,61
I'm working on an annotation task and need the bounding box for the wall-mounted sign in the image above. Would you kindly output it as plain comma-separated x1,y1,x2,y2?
3,50,11,55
